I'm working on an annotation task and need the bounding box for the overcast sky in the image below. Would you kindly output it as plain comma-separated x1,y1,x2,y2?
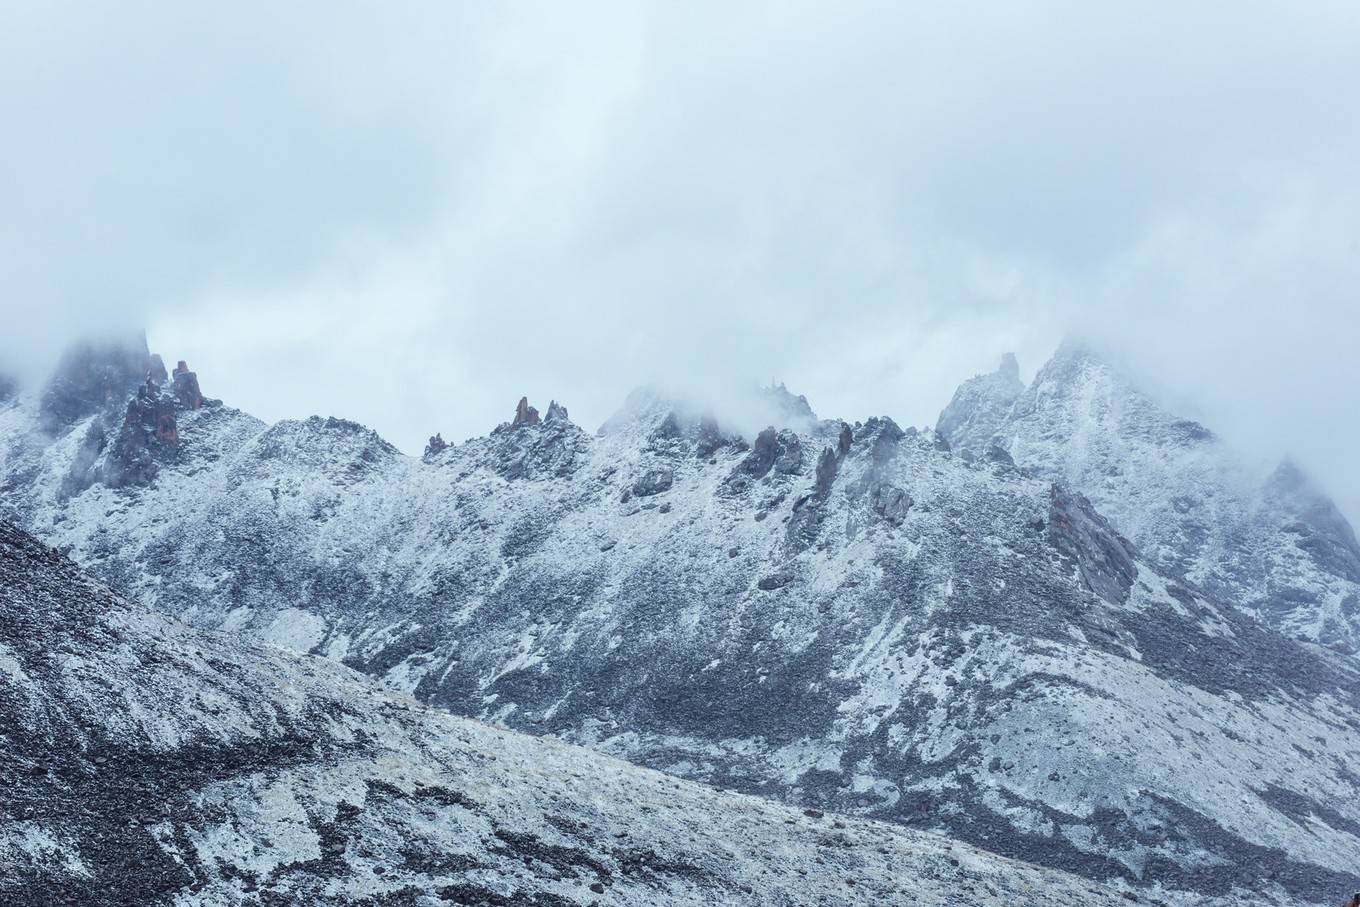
2,1,1358,518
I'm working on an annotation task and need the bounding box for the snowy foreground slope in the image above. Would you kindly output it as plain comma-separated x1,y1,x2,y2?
0,521,1130,907
3,339,1360,905
937,341,1360,653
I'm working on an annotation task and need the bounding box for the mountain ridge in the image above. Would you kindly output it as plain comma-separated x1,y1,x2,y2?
3,337,1359,905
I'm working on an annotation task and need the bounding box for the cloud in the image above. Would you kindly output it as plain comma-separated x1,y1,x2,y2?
2,1,1358,517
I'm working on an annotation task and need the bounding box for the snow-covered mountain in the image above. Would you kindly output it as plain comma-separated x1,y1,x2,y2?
3,336,1360,906
936,341,1360,653
2,520,1138,906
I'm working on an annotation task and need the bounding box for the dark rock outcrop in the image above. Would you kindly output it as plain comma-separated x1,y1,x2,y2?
868,481,912,525
985,442,1015,466
97,380,180,488
736,428,780,481
757,569,793,590
695,415,728,459
171,360,204,410
1047,484,1139,605
511,397,541,429
814,447,840,499
632,467,674,498
425,433,448,458
728,428,803,489
837,423,853,456
785,444,845,552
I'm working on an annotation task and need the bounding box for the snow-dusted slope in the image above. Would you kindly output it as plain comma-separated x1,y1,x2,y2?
4,341,1360,905
1,521,1134,907
937,341,1360,652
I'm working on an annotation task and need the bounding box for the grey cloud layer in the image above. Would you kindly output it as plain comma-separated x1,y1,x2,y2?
2,0,1357,517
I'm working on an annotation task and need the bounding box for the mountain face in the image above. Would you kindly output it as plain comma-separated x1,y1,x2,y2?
3,340,1360,906
2,521,1136,907
937,342,1360,654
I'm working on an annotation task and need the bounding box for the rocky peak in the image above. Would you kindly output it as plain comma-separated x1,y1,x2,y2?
935,353,1025,454
961,340,1360,652
0,371,17,405
483,397,587,479
511,396,540,429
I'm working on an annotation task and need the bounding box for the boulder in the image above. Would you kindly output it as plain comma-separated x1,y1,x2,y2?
868,482,912,526
632,467,674,498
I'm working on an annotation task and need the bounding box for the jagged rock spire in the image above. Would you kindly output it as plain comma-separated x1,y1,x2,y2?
171,360,204,410
511,396,541,429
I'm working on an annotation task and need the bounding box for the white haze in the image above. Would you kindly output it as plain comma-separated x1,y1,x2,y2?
1,1,1358,520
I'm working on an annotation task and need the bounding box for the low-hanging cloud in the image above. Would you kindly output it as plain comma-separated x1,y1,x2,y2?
3,1,1358,519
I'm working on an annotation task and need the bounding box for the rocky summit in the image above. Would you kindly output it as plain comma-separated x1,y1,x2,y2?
937,340,1360,653
2,340,1359,906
